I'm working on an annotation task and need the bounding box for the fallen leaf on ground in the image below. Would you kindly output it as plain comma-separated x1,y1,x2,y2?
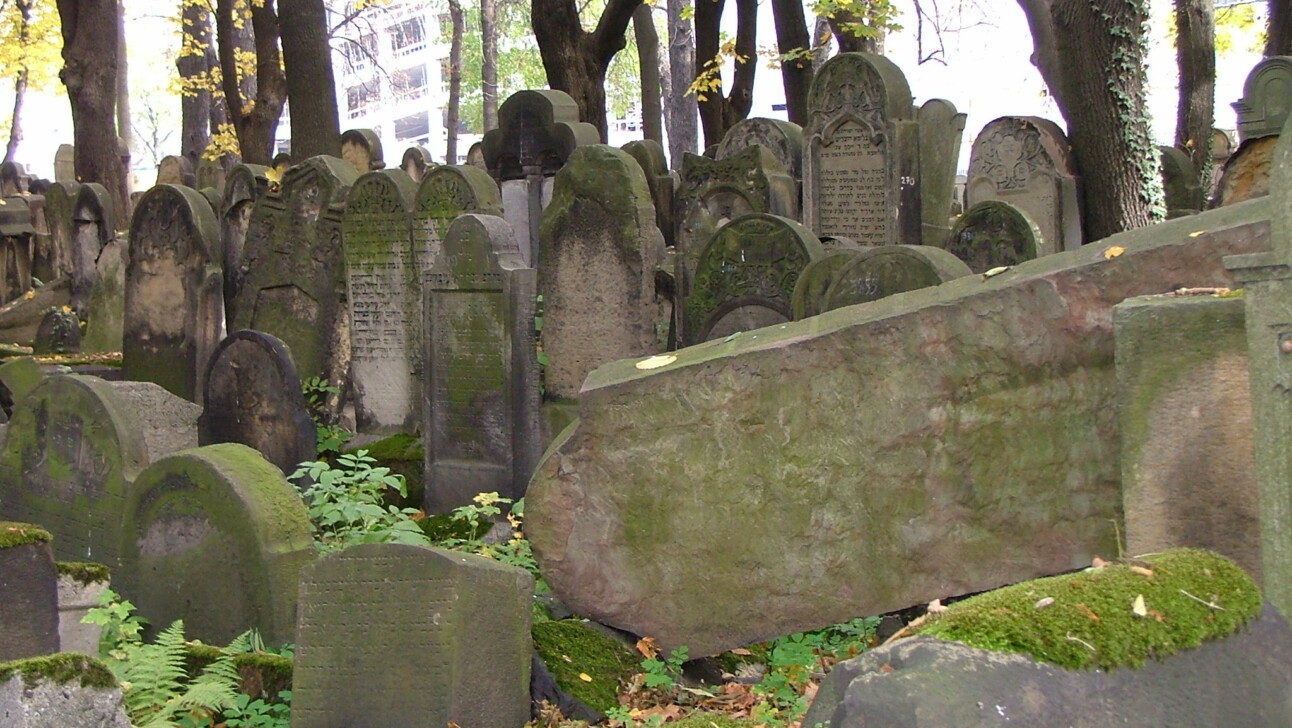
927,599,947,614
1104,246,1125,259
636,636,659,658
1075,603,1101,623
1130,565,1154,578
579,673,592,682
1132,594,1148,618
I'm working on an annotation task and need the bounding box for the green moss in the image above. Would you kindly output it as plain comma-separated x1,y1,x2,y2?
912,548,1261,671
345,433,424,508
0,522,51,548
184,645,293,700
0,653,117,690
671,714,764,728
532,620,640,713
55,561,110,585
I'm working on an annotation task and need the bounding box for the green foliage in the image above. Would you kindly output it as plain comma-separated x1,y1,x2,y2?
222,691,292,728
913,548,1262,671
0,0,62,91
745,617,880,722
114,621,245,728
301,377,350,457
55,560,111,585
293,450,432,554
82,587,149,660
434,493,543,582
641,646,687,690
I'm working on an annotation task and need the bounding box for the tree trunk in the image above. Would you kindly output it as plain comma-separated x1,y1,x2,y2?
279,0,339,159
532,0,642,141
1047,0,1163,241
215,0,286,165
695,0,756,148
812,15,832,72
634,3,662,144
665,0,696,168
1268,0,1292,56
771,0,811,126
1175,0,1214,188
179,0,214,167
4,0,34,165
116,0,130,172
56,0,130,226
1016,0,1069,122
481,0,498,131
446,0,464,164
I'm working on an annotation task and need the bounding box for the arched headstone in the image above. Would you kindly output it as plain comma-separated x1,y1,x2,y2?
221,164,270,328
400,146,435,182
717,117,804,182
791,248,867,320
822,245,972,311
1235,56,1292,142
945,200,1042,273
71,183,113,314
340,128,385,173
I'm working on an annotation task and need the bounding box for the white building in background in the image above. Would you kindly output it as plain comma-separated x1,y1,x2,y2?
322,0,480,166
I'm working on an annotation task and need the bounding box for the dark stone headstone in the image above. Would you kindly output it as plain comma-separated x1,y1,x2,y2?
0,524,59,660
684,213,825,344
622,139,676,249
82,237,125,354
716,117,804,182
917,99,968,245
70,184,113,314
945,200,1042,273
33,307,81,355
292,543,534,728
34,182,76,287
221,164,271,330
424,214,540,512
791,248,866,320
198,330,317,477
1160,145,1205,214
1234,55,1292,142
823,244,972,311
122,185,224,403
118,443,315,645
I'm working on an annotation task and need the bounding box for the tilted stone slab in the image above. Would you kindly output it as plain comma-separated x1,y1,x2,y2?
526,198,1272,656
292,543,533,728
118,443,314,645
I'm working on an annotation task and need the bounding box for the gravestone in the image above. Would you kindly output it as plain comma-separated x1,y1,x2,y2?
538,145,665,400
945,200,1042,273
57,566,109,655
1212,136,1278,207
684,213,825,345
0,376,151,568
424,214,540,512
466,142,486,170
716,117,804,183
0,161,28,195
414,164,504,271
35,182,77,286
675,146,799,304
822,245,972,311
803,53,920,246
1234,56,1292,142
1210,128,1235,198
198,330,316,477
33,308,81,354
791,248,866,320
481,90,599,266
53,145,74,184
0,356,43,404
967,116,1082,256
155,155,195,187
917,99,968,245
0,196,34,304
71,184,113,314
401,146,434,182
0,524,58,661
221,164,270,328
196,158,225,192
340,128,384,173
622,139,676,248
1159,145,1205,215
231,156,359,383
292,543,533,728
122,185,224,403
342,169,418,433
82,237,125,353
118,443,315,645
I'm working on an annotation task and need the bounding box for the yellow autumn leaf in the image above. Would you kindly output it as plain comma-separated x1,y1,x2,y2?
1104,246,1125,260
1189,230,1205,237
579,673,593,682
1132,593,1147,618
635,355,677,370
265,165,283,184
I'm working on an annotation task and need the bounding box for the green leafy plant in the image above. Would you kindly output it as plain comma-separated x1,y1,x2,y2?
641,646,688,691
81,587,148,660
434,493,542,582
300,376,350,456
223,690,292,728
293,450,432,553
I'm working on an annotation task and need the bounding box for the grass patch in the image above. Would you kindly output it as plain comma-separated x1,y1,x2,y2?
912,548,1261,671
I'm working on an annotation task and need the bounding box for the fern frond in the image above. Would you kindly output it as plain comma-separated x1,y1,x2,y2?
122,621,189,724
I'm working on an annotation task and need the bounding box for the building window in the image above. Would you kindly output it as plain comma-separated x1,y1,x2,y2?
346,83,380,119
391,65,428,102
389,17,426,56
341,32,378,72
395,112,430,142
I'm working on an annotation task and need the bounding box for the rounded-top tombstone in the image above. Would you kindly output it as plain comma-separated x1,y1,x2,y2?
685,213,825,344
118,442,315,645
1235,56,1292,142
0,375,149,569
198,330,317,478
481,90,600,181
945,200,1042,273
123,184,223,403
340,128,385,173
220,164,270,325
791,248,867,320
717,117,804,181
401,145,435,182
822,244,972,311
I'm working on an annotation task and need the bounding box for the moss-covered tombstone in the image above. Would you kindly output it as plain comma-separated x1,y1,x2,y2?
0,522,58,660
945,200,1042,273
423,214,540,513
822,244,972,312
117,443,315,645
292,543,534,728
219,164,270,327
791,248,865,320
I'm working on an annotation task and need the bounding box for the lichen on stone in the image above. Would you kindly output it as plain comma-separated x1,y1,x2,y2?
912,548,1261,671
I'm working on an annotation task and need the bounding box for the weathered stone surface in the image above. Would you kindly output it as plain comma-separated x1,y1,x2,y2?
155,155,195,187
1235,55,1292,142
917,99,967,246
481,89,600,181
684,213,824,344
1116,294,1259,581
57,572,108,655
292,543,533,728
803,604,1292,728
342,170,419,433
0,277,69,346
716,117,804,182
118,443,315,645
967,116,1082,255
526,199,1271,657
199,330,316,477
791,249,866,320
945,200,1042,273
221,164,270,329
70,184,112,314
0,531,58,660
0,656,130,728
122,185,224,403
35,182,76,286
340,128,384,173
401,145,434,182
0,357,42,404
33,308,81,355
0,376,196,569
1160,145,1206,214
822,244,971,311
82,238,125,353
622,139,676,249
538,145,666,400
1213,136,1277,207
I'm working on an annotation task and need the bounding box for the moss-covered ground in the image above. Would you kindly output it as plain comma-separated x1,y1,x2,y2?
533,620,640,713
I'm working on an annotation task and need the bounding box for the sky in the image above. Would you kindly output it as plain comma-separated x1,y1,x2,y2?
6,0,1269,181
